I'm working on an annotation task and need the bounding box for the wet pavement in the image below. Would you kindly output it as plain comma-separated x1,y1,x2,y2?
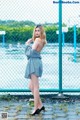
0,94,80,120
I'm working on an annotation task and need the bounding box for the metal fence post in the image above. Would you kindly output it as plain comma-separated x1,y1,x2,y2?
2,34,5,47
62,32,65,47
59,0,62,93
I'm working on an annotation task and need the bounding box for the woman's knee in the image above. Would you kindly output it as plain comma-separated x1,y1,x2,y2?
34,85,39,91
28,82,34,91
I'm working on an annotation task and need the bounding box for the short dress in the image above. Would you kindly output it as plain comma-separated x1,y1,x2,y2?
24,44,43,79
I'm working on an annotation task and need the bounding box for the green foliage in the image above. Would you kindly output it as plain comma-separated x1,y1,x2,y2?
77,28,80,43
0,25,33,43
0,94,19,101
0,20,35,27
45,26,58,43
0,20,80,43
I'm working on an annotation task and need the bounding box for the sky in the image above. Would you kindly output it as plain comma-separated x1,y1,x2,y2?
0,0,80,25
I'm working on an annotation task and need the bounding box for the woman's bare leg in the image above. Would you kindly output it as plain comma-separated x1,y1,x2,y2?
28,77,43,109
28,80,34,94
38,98,43,109
31,74,42,112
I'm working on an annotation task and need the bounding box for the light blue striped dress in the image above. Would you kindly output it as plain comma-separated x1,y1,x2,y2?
25,45,43,79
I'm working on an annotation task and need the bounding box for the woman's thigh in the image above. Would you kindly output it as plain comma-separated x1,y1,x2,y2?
31,74,39,87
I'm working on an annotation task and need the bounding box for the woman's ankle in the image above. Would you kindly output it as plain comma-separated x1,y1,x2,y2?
38,104,43,109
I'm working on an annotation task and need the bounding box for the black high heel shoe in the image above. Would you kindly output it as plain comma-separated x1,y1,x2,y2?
39,106,45,112
30,109,40,116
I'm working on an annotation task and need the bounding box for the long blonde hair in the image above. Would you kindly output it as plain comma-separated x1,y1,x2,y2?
32,25,47,45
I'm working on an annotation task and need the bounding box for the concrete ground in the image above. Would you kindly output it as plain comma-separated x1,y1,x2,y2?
0,94,80,120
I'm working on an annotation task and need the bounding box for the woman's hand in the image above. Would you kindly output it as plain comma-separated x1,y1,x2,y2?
25,39,33,45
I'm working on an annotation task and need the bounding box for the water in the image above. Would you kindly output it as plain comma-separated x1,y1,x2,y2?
0,44,80,90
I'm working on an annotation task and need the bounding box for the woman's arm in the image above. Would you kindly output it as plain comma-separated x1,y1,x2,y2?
25,38,33,45
25,39,33,57
32,38,40,50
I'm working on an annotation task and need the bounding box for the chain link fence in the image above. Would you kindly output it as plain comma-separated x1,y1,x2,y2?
62,1,80,91
0,0,80,94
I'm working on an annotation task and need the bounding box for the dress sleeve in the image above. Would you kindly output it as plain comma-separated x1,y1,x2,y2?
25,45,32,58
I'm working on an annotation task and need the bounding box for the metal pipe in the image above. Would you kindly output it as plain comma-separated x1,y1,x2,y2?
58,0,62,93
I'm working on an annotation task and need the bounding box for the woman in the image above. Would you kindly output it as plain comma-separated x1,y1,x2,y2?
25,24,47,115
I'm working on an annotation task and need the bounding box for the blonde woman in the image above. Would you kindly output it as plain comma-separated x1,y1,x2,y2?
25,24,47,115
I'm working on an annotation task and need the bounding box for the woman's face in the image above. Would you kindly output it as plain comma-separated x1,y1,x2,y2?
35,27,41,38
